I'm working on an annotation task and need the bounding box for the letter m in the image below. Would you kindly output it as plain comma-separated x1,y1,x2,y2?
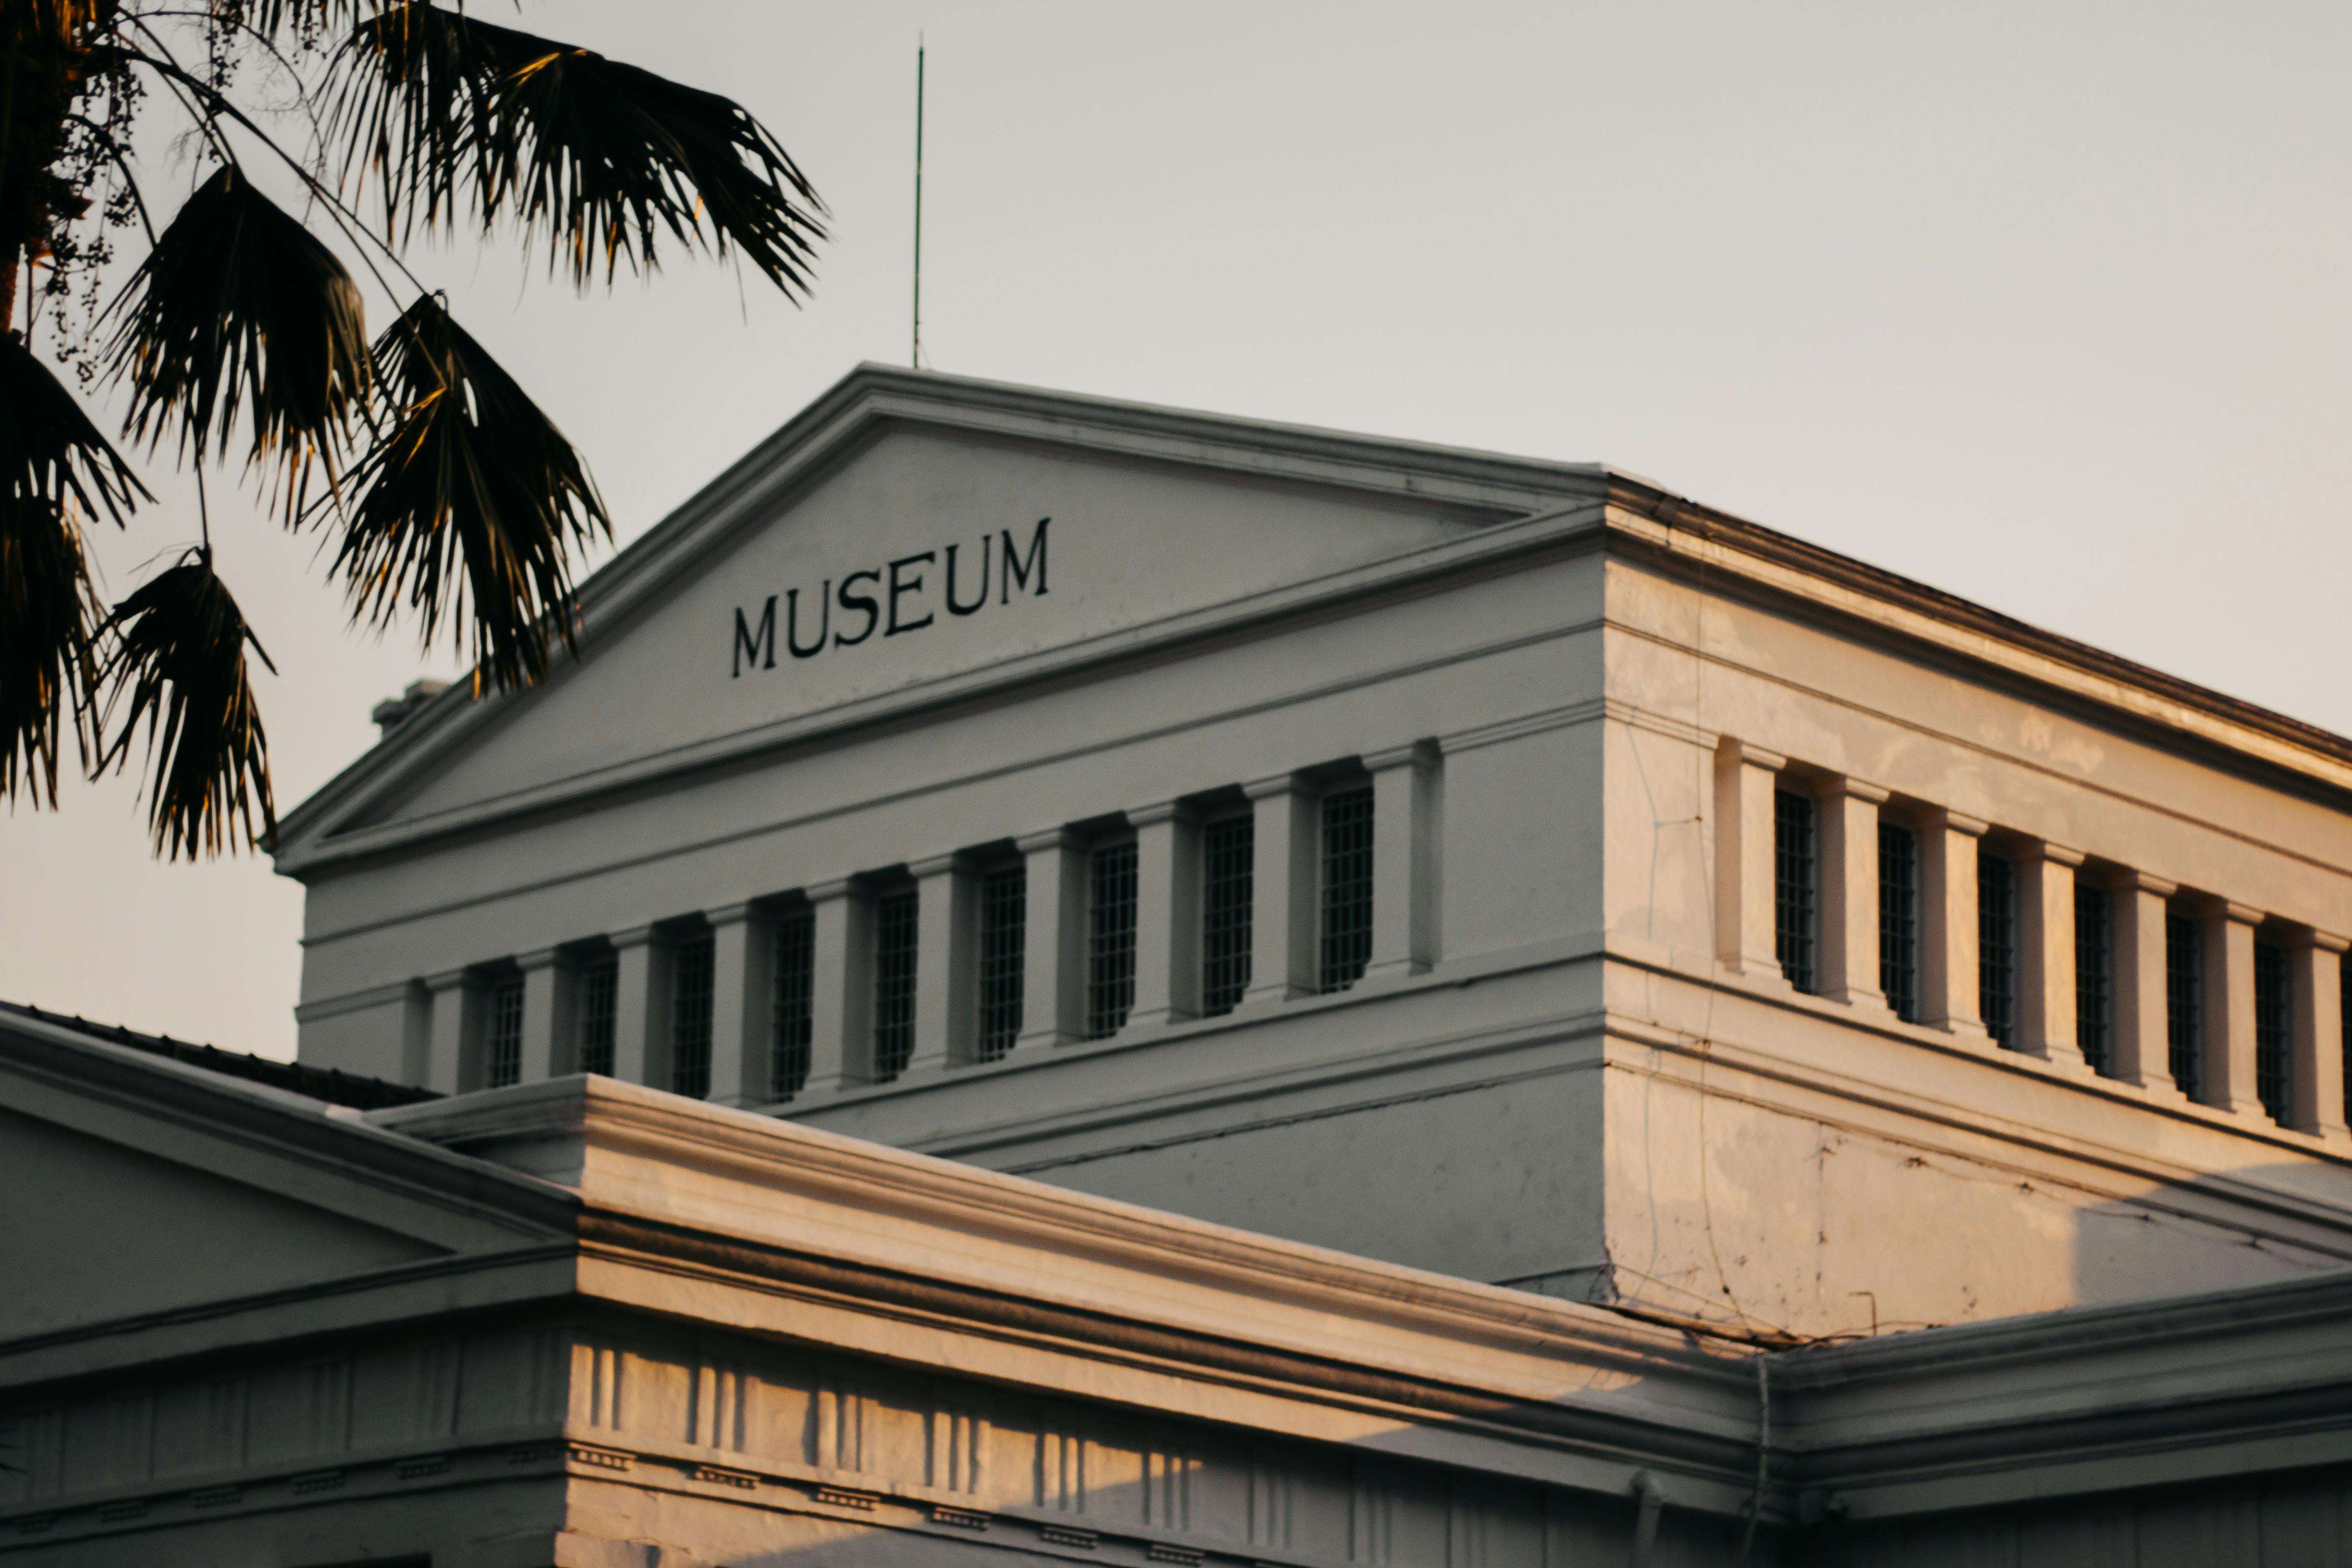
733,597,777,676
1001,517,1051,602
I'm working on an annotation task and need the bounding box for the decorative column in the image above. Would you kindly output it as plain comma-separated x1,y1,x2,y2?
609,924,662,1087
422,967,475,1095
2109,870,2181,1096
2017,841,2088,1071
1242,772,1315,1007
2288,928,2351,1141
805,878,869,1093
706,902,774,1106
1917,809,1990,1042
2202,901,2267,1116
1365,742,1442,981
1014,828,1086,1050
1127,800,1198,1028
1713,739,1787,982
907,853,973,1073
1818,776,1889,1009
517,947,574,1082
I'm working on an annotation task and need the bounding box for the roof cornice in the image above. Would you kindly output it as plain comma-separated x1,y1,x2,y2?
274,367,2352,873
1603,482,2352,797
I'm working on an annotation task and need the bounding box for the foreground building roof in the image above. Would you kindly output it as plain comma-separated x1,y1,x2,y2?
6,1006,2352,1566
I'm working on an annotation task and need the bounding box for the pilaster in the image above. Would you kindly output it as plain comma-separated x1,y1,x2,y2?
1014,829,1086,1050
805,879,870,1093
609,924,662,1088
1818,776,1890,1010
516,947,573,1083
1918,809,1991,1043
707,901,774,1107
2109,870,2184,1098
908,853,973,1073
1240,774,1315,1007
1713,739,1786,983
422,967,475,1095
1364,742,1441,981
1128,800,1199,1028
2288,928,2352,1142
2017,841,2088,1072
2203,900,2268,1117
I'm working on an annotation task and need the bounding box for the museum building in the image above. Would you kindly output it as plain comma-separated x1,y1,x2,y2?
9,366,2352,1566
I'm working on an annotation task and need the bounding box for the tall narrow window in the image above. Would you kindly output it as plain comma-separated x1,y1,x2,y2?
977,866,1027,1062
2342,953,2350,1129
1202,815,1256,1015
2255,939,2290,1123
1087,842,1138,1039
485,976,525,1088
578,954,618,1077
2075,881,2113,1076
1320,786,1375,994
2167,911,2202,1099
1978,849,2017,1047
670,933,715,1100
1774,789,1818,994
1878,822,1919,1022
872,888,919,1081
771,908,814,1102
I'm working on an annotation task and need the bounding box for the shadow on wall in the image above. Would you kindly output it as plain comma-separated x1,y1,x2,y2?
565,1445,1771,1568
2073,1161,2352,1308
1808,1461,2352,1566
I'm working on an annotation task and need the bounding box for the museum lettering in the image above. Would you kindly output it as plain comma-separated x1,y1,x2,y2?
730,516,1050,677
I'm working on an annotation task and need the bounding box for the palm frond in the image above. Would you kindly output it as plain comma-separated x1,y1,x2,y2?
329,3,825,294
330,293,608,693
1,334,148,806
325,1,506,245
106,163,371,519
94,550,278,860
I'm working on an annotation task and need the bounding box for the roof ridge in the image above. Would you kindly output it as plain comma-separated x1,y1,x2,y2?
0,1001,437,1111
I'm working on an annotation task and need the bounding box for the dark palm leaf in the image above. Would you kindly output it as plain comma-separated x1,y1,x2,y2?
106,164,371,519
94,550,278,860
330,4,825,293
1,334,149,806
330,293,608,694
326,1,507,245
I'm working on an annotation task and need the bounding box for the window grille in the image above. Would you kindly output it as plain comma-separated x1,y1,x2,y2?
671,934,715,1100
2166,911,2202,1098
1977,849,2016,1047
2075,882,2113,1076
1087,842,1138,1039
1774,790,1818,994
1320,787,1374,994
485,977,524,1088
872,889,919,1081
977,866,1027,1062
1878,823,1919,1022
1202,815,1257,1015
2255,939,2290,1123
578,954,618,1077
771,909,814,1101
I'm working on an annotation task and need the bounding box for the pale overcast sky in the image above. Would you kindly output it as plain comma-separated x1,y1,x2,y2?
6,0,2348,1059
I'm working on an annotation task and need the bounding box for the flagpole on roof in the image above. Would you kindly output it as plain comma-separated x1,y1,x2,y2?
912,34,926,370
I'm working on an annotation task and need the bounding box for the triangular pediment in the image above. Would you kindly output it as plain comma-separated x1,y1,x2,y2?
0,1014,572,1341
280,367,1605,864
